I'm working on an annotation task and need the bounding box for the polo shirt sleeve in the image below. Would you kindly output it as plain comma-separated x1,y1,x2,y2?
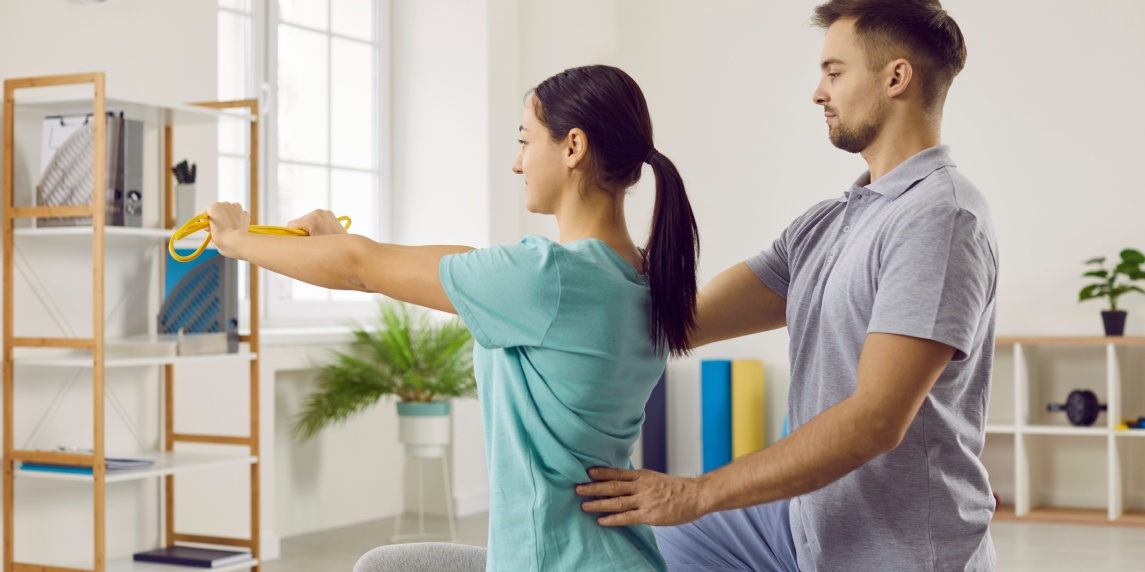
867,205,995,361
746,224,794,300
439,236,561,350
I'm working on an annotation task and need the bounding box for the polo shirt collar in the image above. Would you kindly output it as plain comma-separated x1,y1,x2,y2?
838,145,956,202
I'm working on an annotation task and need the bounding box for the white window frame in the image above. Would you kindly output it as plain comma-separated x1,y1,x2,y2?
220,0,392,327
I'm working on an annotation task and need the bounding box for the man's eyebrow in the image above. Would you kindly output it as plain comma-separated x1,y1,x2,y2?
821,58,845,70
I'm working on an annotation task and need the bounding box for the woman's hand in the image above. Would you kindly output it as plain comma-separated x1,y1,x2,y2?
205,202,251,258
288,209,348,236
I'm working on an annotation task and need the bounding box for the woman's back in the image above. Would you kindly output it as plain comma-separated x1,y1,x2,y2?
440,235,668,571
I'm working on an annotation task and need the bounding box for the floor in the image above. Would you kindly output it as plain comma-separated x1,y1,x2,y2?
264,513,1145,571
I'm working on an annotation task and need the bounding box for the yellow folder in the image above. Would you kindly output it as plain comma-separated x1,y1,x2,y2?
732,359,765,459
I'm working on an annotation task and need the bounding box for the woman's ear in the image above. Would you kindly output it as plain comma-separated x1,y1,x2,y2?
564,128,589,170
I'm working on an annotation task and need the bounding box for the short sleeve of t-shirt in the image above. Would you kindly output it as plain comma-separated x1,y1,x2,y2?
746,229,792,300
439,236,561,349
745,200,839,300
867,206,995,361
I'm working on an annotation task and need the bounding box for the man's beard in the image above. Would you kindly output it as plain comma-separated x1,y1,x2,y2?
827,99,888,154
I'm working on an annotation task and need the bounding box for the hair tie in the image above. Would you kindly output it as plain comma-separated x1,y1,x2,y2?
643,148,659,164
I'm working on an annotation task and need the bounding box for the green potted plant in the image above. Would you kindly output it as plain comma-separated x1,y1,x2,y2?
292,301,476,457
1079,248,1145,336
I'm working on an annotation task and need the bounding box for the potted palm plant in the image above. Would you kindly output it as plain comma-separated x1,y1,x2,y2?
1079,248,1145,336
292,301,476,457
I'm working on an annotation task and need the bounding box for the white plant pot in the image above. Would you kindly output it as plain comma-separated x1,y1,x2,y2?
397,401,451,458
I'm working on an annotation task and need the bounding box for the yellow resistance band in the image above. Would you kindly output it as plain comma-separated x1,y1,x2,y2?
169,214,352,263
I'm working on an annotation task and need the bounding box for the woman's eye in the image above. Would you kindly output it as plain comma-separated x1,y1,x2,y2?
517,139,527,145
828,72,840,79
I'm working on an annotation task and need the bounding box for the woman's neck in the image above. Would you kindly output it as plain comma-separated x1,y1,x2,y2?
555,185,643,273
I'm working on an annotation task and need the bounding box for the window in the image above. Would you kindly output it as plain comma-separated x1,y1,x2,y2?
218,0,389,325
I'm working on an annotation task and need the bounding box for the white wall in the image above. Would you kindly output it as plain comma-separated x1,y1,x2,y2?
512,0,1145,477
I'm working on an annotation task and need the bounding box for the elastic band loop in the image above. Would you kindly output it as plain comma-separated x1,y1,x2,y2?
644,148,659,164
168,214,352,263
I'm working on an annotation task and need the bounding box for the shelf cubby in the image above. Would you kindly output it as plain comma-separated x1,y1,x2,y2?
987,337,1145,526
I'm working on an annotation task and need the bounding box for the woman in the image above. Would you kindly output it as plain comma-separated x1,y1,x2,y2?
207,65,699,571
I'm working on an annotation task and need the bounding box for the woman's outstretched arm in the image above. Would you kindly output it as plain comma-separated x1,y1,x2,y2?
205,202,473,314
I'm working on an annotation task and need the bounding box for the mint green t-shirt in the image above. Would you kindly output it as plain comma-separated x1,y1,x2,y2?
440,235,668,571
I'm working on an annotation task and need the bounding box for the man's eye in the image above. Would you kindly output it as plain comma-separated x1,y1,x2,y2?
828,72,840,79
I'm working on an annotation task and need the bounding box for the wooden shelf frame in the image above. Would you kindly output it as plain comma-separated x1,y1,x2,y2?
2,72,262,572
988,336,1145,527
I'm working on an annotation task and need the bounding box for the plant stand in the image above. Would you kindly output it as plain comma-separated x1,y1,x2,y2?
390,401,457,543
390,444,458,543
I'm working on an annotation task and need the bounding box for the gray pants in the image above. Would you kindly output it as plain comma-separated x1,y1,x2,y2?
353,543,487,572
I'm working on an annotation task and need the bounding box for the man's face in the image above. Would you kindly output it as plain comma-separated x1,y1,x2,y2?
812,18,890,154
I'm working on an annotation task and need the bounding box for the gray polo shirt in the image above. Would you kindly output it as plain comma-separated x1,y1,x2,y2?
747,145,998,571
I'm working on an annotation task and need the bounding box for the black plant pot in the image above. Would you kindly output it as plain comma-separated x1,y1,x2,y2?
1102,311,1127,336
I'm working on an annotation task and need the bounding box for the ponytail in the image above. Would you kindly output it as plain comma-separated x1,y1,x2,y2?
644,150,699,357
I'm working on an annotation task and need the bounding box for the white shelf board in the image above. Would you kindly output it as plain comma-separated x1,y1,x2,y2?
1021,425,1108,437
16,452,257,484
14,350,256,368
110,556,258,572
985,424,1017,434
13,92,254,125
15,226,174,242
1114,430,1145,438
12,227,217,253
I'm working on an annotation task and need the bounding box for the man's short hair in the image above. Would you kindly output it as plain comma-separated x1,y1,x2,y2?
812,0,967,112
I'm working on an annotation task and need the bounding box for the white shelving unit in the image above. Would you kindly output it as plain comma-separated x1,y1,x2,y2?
2,72,264,571
986,336,1145,527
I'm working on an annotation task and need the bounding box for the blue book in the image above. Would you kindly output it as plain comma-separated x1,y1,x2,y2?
701,360,732,473
641,371,668,473
134,546,252,568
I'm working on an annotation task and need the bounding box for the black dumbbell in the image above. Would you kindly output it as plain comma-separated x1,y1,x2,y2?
1047,389,1107,427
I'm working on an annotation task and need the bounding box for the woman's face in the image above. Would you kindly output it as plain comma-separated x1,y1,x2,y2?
513,99,567,214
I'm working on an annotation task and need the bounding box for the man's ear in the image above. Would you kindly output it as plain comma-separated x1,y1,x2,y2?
887,59,913,98
565,128,590,169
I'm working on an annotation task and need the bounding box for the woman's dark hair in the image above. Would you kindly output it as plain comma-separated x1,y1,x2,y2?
531,65,699,357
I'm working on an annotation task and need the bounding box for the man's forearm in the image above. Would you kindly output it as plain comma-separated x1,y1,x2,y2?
694,396,896,514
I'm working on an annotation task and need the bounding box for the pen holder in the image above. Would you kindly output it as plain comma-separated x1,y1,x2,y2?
175,183,196,225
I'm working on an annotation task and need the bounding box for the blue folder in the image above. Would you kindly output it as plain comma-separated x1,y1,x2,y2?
701,360,732,473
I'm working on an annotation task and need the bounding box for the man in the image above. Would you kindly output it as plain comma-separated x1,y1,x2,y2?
577,0,998,570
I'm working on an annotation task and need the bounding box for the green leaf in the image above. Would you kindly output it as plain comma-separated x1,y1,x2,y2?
1083,270,1109,279
1115,262,1141,276
1084,257,1106,265
1079,284,1107,301
1121,249,1145,264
